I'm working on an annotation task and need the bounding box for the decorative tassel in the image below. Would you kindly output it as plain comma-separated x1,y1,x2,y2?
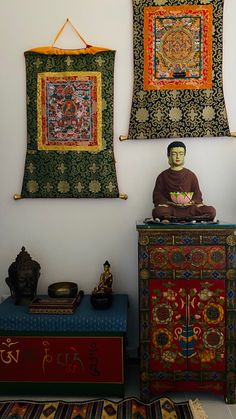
189,399,208,419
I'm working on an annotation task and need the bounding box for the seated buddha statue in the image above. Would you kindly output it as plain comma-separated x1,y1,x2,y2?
152,141,216,222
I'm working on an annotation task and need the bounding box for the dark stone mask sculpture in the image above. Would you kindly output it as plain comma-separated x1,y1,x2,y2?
5,246,41,305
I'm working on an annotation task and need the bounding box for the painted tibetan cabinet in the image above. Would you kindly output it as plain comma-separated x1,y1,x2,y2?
137,222,236,403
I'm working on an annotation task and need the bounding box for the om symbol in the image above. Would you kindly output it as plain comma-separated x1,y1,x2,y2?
0,338,20,364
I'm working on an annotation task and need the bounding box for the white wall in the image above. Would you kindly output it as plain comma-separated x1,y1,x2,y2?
1,0,236,353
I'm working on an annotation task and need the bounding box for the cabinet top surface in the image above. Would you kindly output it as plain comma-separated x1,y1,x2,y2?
0,294,128,332
136,220,236,230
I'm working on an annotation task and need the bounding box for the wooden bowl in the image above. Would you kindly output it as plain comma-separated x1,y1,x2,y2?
48,282,78,298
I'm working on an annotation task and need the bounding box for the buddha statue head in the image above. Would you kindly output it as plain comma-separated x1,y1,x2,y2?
167,141,186,171
6,246,41,305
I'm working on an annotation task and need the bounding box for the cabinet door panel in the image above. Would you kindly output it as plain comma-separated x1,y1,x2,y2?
149,279,225,372
187,279,225,371
150,279,188,371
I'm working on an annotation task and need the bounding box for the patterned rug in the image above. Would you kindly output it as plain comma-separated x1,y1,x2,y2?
0,397,207,418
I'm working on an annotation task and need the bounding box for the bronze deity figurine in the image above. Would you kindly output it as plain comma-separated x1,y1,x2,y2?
91,261,113,309
92,260,113,295
5,246,41,305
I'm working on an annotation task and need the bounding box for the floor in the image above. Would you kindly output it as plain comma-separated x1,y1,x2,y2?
124,361,236,419
0,360,236,418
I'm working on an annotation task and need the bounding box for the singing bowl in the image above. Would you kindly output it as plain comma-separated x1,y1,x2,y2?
170,191,193,205
48,282,78,298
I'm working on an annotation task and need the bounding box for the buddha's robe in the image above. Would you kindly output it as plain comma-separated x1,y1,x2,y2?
152,168,216,221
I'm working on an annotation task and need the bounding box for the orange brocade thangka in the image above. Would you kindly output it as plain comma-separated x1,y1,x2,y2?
126,0,230,140
144,5,213,90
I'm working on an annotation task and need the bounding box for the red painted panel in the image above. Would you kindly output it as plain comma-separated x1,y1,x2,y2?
149,246,226,270
149,278,225,372
187,279,225,371
150,279,188,371
0,336,123,383
150,380,225,397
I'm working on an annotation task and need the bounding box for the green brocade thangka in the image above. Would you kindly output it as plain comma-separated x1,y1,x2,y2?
127,0,230,140
21,44,120,198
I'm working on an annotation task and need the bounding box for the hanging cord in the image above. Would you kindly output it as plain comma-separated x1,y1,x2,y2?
51,18,90,48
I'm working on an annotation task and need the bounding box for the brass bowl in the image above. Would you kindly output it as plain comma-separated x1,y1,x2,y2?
48,282,78,298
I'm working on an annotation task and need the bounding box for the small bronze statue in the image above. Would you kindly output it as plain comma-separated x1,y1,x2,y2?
91,261,113,309
5,246,41,305
93,260,113,295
